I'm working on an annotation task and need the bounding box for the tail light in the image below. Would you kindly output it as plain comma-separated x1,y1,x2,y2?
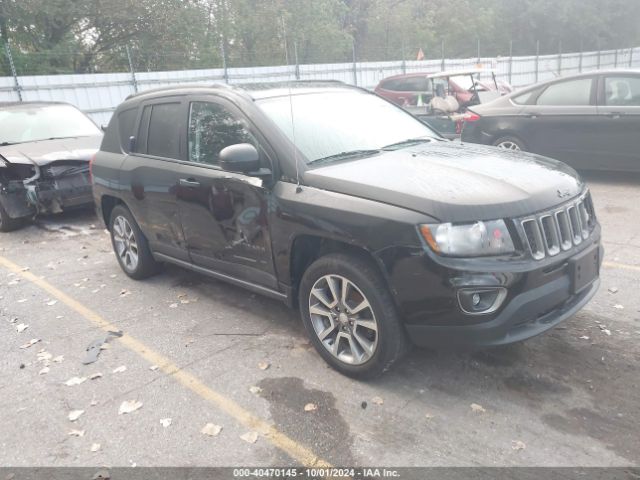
89,153,96,182
462,112,481,122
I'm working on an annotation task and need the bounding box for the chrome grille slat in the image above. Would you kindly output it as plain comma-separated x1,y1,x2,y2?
519,192,595,260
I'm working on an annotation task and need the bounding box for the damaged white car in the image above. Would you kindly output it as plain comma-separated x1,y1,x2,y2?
0,102,102,231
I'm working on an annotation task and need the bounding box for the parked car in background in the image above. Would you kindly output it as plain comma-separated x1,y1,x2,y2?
461,70,640,171
375,69,512,109
0,102,102,231
93,82,601,378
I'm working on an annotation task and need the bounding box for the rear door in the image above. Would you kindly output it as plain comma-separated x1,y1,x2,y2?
122,98,190,261
595,74,640,171
521,76,599,168
175,96,278,289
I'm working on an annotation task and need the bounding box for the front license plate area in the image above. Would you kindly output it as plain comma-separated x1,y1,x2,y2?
570,245,599,294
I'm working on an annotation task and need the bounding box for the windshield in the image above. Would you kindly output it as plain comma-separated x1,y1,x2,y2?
256,90,438,163
0,104,101,145
450,74,488,91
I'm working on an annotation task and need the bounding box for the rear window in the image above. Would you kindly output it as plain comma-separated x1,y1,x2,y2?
147,103,181,158
382,77,430,92
118,107,138,153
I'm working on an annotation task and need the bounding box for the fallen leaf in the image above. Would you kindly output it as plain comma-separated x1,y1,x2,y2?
64,376,88,386
20,338,40,349
240,431,258,444
258,361,270,371
16,323,28,333
512,440,526,451
90,443,101,452
371,396,384,405
304,403,318,412
471,403,486,413
68,410,85,422
112,365,127,374
68,429,85,437
201,423,222,436
38,366,50,375
249,386,262,395
160,418,172,428
149,365,159,371
89,372,103,380
118,400,143,415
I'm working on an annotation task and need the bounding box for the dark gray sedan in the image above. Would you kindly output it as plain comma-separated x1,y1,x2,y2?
461,70,640,172
0,102,102,231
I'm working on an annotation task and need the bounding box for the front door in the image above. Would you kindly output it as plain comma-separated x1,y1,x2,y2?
176,98,278,289
595,74,640,171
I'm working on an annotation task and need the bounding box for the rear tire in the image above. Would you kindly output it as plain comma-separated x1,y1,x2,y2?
493,135,526,151
109,204,159,279
0,201,26,232
299,253,409,379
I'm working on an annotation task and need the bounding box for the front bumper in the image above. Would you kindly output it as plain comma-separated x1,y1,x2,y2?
405,267,600,348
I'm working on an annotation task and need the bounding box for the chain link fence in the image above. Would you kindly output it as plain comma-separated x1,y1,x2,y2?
2,41,639,126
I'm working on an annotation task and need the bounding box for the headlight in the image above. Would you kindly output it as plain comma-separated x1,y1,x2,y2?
419,220,515,257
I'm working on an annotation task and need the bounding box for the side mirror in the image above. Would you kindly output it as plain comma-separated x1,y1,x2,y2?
219,143,260,173
101,125,107,132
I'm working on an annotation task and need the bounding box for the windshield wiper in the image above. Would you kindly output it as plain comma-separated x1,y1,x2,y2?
381,138,433,150
308,149,380,165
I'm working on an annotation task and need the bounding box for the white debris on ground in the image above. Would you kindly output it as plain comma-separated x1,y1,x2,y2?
201,423,222,436
118,400,143,415
240,431,258,444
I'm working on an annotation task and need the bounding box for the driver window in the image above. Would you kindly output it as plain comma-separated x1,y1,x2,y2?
536,78,593,106
605,76,640,106
188,102,256,166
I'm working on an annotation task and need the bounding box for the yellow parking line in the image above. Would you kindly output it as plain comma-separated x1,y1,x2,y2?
0,255,331,468
602,261,640,272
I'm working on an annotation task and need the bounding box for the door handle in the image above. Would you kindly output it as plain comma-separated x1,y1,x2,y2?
607,112,623,119
525,112,540,119
179,178,200,188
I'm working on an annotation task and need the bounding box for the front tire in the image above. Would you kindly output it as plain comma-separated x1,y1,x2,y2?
0,201,26,232
109,205,159,279
299,253,408,379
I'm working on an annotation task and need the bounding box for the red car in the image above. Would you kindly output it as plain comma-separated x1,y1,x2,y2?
374,70,512,109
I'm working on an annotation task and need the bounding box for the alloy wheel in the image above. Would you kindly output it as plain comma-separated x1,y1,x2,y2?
308,274,379,365
112,215,139,272
496,140,521,151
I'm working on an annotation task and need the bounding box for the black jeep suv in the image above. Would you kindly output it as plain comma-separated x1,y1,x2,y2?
92,82,602,378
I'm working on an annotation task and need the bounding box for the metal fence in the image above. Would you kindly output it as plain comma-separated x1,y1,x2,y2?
1,46,639,126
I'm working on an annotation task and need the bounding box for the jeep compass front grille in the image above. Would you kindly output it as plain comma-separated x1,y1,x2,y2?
519,192,596,260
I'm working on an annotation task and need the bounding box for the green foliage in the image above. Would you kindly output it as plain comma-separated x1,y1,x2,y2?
1,0,639,75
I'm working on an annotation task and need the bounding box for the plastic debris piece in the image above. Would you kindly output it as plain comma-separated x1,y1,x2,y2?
38,366,50,375
53,355,64,363
89,373,103,380
614,304,624,310
425,413,435,419
119,289,131,297
160,418,172,428
112,365,127,374
16,323,28,333
68,410,85,422
579,335,590,340
471,403,486,413
20,338,40,349
258,361,270,370
68,429,85,437
90,398,98,407
82,331,123,365
608,287,619,294
512,440,526,451
201,423,222,436
46,300,58,306
149,365,159,371
304,403,318,412
64,376,88,386
118,400,143,415
90,443,101,452
371,396,384,405
17,299,27,303
249,386,262,395
240,431,258,444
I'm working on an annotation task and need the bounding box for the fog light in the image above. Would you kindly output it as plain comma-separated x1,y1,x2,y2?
458,288,507,315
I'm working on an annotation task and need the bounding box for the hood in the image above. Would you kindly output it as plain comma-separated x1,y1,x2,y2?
0,136,102,166
303,141,584,222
